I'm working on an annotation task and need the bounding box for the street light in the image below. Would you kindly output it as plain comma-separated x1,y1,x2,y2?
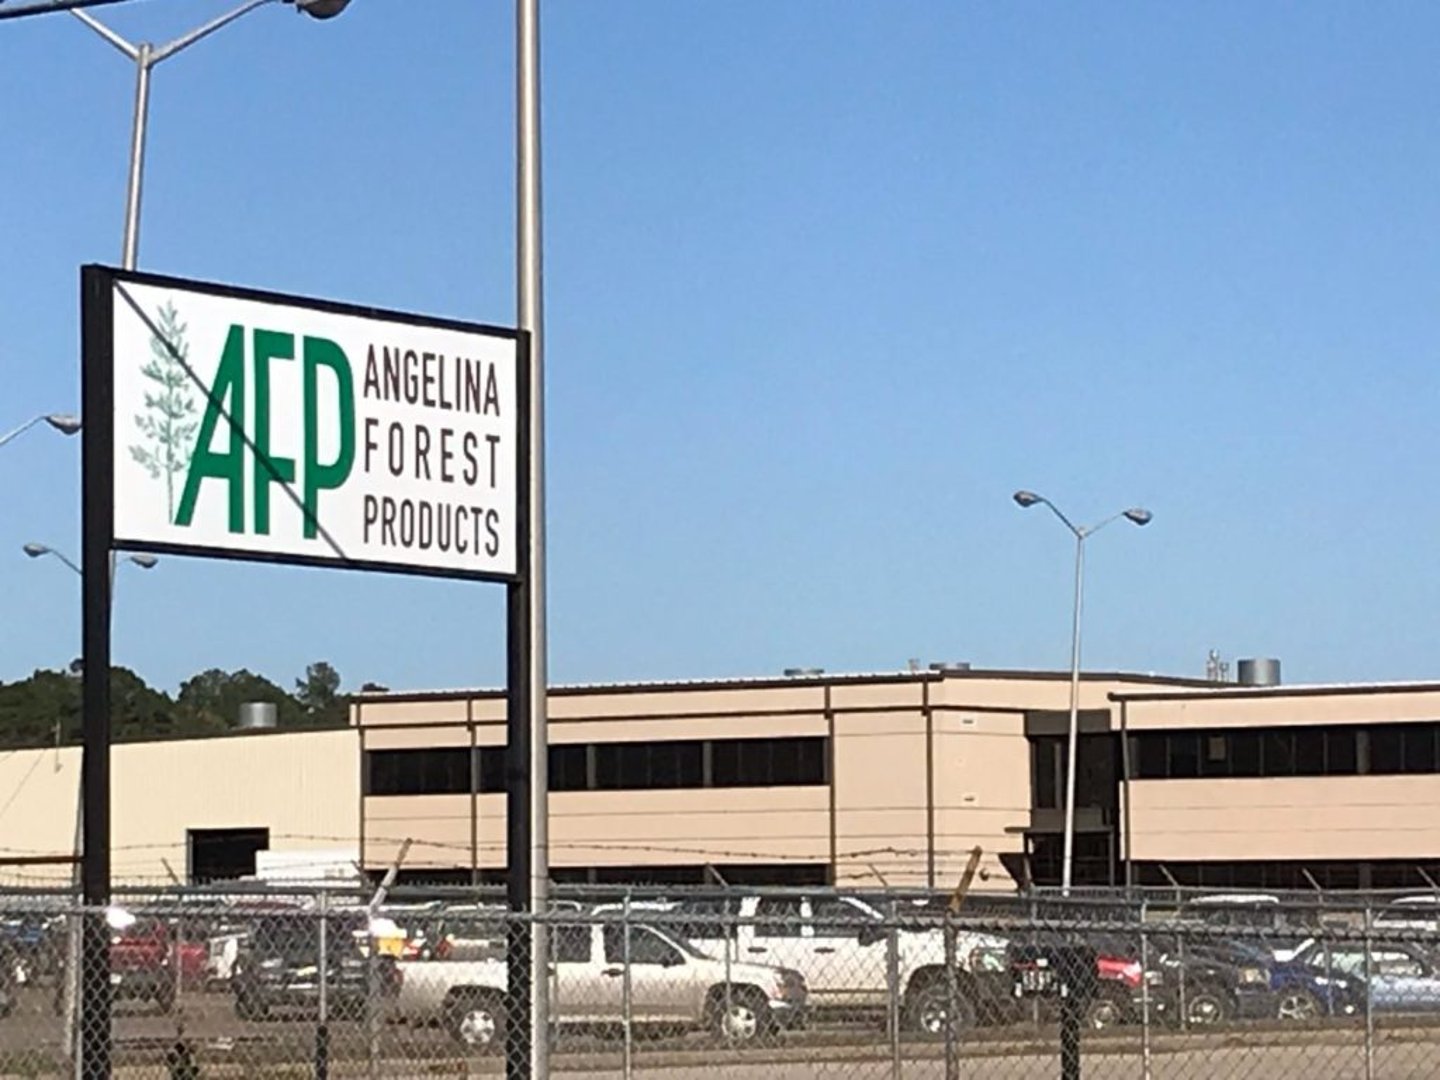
0,413,82,449
72,0,350,270
1013,490,1151,895
24,542,158,586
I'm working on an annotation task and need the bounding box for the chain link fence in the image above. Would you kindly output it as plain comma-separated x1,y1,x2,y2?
3,886,1440,1077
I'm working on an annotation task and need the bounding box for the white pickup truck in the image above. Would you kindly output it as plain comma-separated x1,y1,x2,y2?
395,920,806,1050
628,893,1010,1034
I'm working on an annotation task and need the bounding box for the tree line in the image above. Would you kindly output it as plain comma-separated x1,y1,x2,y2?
0,661,357,748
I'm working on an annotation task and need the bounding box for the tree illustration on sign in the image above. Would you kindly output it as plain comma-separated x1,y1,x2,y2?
130,302,199,523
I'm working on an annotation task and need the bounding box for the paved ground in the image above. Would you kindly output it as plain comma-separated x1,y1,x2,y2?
4,987,1440,1078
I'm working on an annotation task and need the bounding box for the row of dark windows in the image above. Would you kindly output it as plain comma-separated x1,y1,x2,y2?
1132,859,1440,893
365,736,829,797
1130,723,1440,780
379,862,832,888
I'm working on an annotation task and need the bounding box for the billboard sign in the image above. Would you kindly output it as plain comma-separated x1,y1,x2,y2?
84,266,523,581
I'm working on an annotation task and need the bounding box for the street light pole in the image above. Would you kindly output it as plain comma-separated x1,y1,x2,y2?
23,542,157,592
1013,491,1151,895
0,413,82,449
70,0,349,271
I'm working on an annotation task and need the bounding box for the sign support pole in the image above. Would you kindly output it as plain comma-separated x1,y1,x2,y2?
79,266,116,1079
510,1,549,1078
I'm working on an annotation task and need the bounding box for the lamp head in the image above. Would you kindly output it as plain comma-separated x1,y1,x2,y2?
1012,490,1042,509
44,414,81,436
294,0,350,17
1124,508,1153,527
129,554,160,570
22,543,50,559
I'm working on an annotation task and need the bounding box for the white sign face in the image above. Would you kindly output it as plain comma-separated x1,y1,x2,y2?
103,273,520,580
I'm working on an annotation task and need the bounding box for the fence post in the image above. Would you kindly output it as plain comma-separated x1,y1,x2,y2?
1138,900,1152,1080
1363,903,1374,1080
887,898,902,1080
723,893,734,1042
62,895,81,1078
1057,947,1082,1080
1176,933,1188,1032
943,907,959,1080
315,890,330,1080
622,894,634,1080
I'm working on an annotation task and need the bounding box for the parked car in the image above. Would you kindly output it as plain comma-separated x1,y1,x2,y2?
1373,897,1440,935
1177,895,1322,962
0,914,61,987
1290,940,1440,1016
231,912,401,1021
1128,934,1276,1026
1217,938,1363,1021
51,911,178,1015
396,920,806,1050
635,892,1008,1035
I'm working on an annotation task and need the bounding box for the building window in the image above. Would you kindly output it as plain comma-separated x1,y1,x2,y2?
1032,736,1061,809
366,748,471,796
1263,730,1297,777
479,748,505,793
594,740,704,790
551,744,590,791
1132,722,1438,780
1230,731,1262,777
188,827,269,883
381,736,831,796
711,737,827,787
1325,729,1359,774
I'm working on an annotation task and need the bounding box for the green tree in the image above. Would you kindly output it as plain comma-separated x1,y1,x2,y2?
176,668,305,730
295,661,348,727
0,667,192,747
0,670,80,748
130,301,200,522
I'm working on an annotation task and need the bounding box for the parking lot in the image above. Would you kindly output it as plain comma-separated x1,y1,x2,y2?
4,981,1440,1078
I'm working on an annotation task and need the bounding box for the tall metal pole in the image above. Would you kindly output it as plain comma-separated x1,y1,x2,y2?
1061,533,1085,895
507,3,550,1079
121,46,151,272
79,267,116,1080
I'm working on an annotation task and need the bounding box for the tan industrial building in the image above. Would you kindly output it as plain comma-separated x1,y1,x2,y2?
0,728,357,887
6,666,1440,892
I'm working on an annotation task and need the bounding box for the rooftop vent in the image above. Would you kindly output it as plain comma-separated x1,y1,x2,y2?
928,661,972,674
782,668,825,677
1236,658,1281,687
238,702,278,730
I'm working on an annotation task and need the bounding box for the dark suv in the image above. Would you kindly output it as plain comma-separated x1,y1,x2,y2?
232,912,400,1021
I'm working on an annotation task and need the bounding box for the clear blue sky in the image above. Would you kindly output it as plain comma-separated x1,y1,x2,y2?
3,1,1439,694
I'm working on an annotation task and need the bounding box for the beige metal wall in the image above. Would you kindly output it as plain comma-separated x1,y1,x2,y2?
1120,686,1440,866
0,729,358,886
1128,775,1440,862
1120,686,1440,730
359,672,1164,886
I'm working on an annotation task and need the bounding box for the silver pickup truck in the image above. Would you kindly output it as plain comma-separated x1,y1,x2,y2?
395,920,807,1049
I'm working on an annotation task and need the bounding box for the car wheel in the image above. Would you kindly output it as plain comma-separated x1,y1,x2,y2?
1086,993,1127,1030
1184,986,1230,1027
1276,988,1322,1023
447,991,505,1052
905,981,978,1037
710,987,773,1044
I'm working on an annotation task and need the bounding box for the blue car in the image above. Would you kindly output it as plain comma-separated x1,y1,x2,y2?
1213,939,1365,1022
1289,940,1440,1017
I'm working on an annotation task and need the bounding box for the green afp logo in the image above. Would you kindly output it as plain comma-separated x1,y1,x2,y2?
175,324,355,538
